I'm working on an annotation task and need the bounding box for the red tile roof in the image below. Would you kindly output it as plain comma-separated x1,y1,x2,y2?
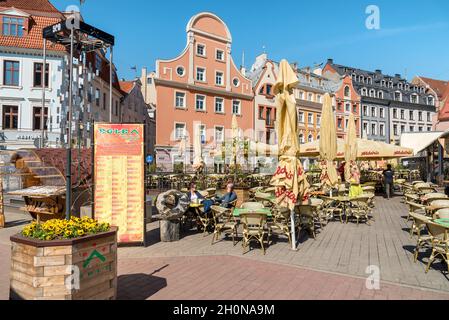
419,76,448,99
0,0,61,14
0,0,66,51
0,15,66,51
119,81,135,94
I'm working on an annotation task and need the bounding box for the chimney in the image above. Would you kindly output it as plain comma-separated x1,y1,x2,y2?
375,69,382,74
327,58,334,65
395,73,401,78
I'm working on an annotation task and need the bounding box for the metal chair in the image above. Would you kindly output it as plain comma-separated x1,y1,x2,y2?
347,196,371,226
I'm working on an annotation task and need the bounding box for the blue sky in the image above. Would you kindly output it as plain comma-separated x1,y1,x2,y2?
51,0,449,81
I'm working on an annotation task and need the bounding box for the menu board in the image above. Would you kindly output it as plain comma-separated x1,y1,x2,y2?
94,123,144,243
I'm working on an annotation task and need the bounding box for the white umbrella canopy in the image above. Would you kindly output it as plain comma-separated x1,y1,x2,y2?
192,123,204,172
319,93,339,187
269,60,309,251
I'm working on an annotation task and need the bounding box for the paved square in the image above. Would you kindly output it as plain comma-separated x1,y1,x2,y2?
1,196,449,300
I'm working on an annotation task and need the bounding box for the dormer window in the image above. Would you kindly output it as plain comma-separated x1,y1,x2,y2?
2,16,25,37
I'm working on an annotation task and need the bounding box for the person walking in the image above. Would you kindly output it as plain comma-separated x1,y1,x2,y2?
383,164,395,199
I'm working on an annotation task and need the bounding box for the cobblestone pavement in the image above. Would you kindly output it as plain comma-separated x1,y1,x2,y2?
1,196,449,300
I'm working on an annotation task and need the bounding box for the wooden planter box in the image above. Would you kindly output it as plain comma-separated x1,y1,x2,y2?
9,228,117,300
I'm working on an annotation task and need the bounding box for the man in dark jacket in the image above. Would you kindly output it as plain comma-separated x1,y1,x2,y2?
383,164,395,199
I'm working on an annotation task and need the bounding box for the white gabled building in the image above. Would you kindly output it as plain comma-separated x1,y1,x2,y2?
0,0,68,150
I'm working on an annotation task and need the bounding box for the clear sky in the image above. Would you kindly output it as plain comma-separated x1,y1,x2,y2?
51,0,449,81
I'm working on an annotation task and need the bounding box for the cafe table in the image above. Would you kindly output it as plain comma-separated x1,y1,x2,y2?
233,208,272,218
434,218,449,228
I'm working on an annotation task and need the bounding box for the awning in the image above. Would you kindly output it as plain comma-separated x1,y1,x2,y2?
400,131,447,155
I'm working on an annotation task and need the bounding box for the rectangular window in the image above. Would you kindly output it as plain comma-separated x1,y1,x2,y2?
199,125,206,144
393,124,398,136
174,123,186,140
3,60,20,86
363,122,368,134
371,123,377,135
371,107,376,117
308,113,313,125
258,106,264,119
410,126,414,132
216,50,224,61
401,125,405,133
427,127,432,132
32,107,48,130
379,124,385,136
2,105,18,129
197,44,205,56
215,71,223,86
298,112,304,123
2,17,24,37
400,109,405,120
337,118,342,129
215,97,224,113
232,100,241,115
196,67,205,82
418,111,423,122
418,126,423,132
308,93,313,101
394,92,401,101
196,95,206,111
317,115,321,126
103,93,107,110
409,111,414,121
215,126,224,142
95,54,102,73
95,89,100,107
345,103,350,112
33,63,49,87
266,84,273,96
175,92,186,108
393,109,397,119
379,108,384,119
363,106,368,117
427,112,431,122
411,95,418,104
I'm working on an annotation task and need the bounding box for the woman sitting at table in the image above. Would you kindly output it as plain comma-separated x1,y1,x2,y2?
186,182,204,203
216,183,238,209
186,182,214,214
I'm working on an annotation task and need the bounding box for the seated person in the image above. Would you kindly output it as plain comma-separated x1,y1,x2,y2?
186,182,213,215
216,183,238,209
186,182,204,203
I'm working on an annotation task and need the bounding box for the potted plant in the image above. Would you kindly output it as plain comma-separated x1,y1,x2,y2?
10,217,117,300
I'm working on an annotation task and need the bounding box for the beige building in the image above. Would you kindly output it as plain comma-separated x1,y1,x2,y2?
140,67,157,105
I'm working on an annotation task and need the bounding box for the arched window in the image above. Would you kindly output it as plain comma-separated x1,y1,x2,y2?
308,134,313,142
378,91,383,99
344,86,350,98
299,134,304,144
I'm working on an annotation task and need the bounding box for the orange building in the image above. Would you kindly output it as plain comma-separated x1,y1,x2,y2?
333,75,361,139
154,12,253,172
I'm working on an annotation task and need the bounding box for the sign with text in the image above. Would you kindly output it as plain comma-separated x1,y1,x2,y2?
94,123,144,243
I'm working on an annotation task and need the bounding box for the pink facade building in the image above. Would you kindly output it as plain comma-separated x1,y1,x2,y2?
154,12,254,172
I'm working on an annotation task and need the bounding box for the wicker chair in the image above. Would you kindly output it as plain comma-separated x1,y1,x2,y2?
434,208,449,220
409,212,432,262
296,205,319,239
241,202,265,210
268,206,292,245
240,212,268,255
425,221,449,273
347,196,371,226
210,206,238,246
406,201,427,225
